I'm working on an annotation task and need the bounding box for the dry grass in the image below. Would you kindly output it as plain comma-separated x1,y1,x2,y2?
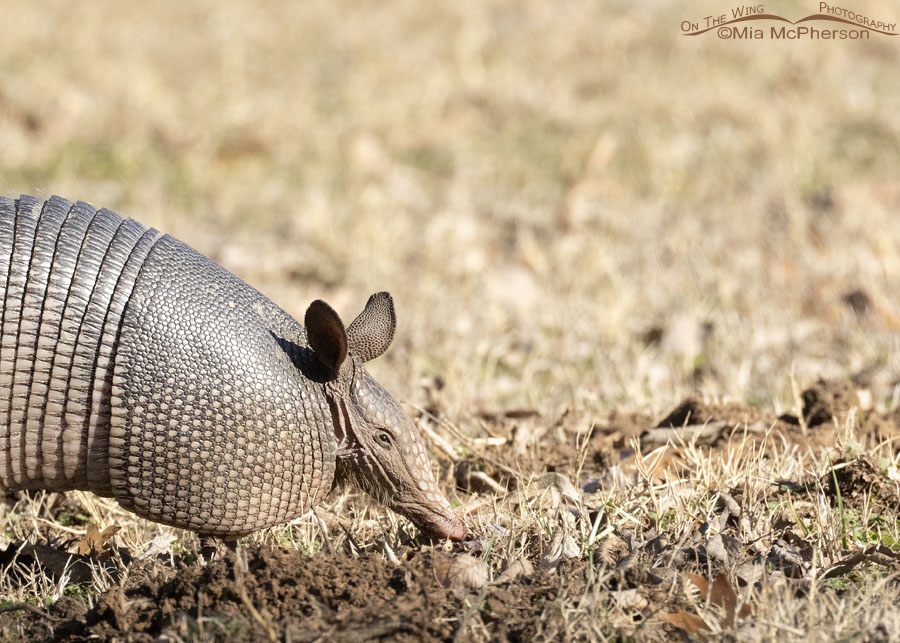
1,0,900,640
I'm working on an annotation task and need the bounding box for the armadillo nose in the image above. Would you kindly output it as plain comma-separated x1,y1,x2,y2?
423,513,467,542
393,497,468,541
447,518,467,541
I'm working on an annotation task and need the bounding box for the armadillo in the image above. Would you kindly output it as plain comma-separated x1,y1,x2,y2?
0,195,466,541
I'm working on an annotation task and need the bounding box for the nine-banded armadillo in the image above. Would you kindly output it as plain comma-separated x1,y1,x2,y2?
0,195,466,541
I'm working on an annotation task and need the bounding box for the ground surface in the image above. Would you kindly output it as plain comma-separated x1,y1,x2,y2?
2,381,900,641
2,0,900,641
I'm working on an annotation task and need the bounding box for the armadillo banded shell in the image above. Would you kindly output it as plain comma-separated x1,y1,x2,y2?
0,196,337,535
0,196,154,495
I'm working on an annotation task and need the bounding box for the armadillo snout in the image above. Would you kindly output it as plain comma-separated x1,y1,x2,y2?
444,517,468,541
342,372,467,541
414,506,467,541
389,441,467,542
391,493,467,541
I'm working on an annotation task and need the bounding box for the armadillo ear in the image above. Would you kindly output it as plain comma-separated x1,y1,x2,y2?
347,292,396,362
305,300,348,374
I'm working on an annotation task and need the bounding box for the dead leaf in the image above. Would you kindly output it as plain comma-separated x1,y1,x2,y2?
143,533,177,559
494,558,534,584
611,588,648,611
710,574,738,626
536,472,581,504
687,573,752,627
541,527,580,569
434,553,489,591
662,611,707,633
687,572,709,598
75,524,121,558
598,535,629,567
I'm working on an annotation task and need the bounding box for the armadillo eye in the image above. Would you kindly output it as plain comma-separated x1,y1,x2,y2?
377,432,392,446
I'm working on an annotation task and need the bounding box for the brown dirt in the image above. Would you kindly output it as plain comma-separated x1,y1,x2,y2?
801,378,859,428
462,378,900,492
0,547,606,642
631,379,900,458
821,456,900,515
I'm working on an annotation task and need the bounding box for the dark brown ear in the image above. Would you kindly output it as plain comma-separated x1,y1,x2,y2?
347,292,396,362
305,300,348,374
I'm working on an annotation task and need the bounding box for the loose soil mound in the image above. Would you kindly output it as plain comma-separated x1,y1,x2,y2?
0,548,599,642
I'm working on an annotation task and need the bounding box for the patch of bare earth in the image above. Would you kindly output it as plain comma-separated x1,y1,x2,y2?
0,547,604,642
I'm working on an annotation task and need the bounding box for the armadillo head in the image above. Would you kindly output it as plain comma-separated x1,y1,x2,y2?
304,292,467,541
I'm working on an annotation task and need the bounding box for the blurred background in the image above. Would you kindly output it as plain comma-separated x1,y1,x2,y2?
2,0,899,419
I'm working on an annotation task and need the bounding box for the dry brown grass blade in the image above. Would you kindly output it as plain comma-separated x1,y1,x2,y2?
234,568,277,643
641,422,728,447
414,403,523,479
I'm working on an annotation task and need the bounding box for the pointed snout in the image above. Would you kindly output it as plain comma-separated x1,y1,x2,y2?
422,511,467,542
393,498,468,541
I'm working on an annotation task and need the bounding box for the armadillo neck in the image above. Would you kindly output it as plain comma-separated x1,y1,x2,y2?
0,196,161,497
